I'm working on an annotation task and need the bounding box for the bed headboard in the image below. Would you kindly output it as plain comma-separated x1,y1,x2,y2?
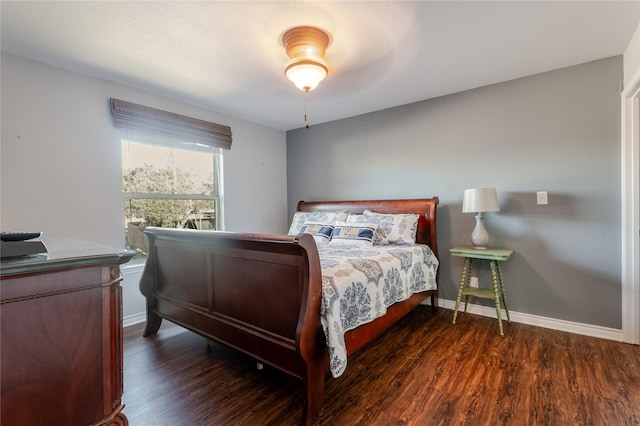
296,197,439,259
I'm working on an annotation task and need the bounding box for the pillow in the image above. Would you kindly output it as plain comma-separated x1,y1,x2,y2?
347,211,419,245
288,211,347,235
328,222,378,247
299,222,334,245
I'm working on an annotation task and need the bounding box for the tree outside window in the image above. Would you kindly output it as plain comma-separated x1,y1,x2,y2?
122,139,221,257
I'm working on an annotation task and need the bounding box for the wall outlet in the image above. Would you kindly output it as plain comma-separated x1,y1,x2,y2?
537,191,549,205
470,277,479,288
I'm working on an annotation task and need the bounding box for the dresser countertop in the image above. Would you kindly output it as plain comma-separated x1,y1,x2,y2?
1,235,135,276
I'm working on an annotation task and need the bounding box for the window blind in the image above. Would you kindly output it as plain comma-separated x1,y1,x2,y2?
110,98,232,150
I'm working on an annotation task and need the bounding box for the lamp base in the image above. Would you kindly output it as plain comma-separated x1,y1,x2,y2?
470,213,491,249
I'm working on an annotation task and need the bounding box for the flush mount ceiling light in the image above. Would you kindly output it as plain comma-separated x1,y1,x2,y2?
282,26,330,92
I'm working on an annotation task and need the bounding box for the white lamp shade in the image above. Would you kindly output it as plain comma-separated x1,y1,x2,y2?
285,60,328,92
462,188,500,213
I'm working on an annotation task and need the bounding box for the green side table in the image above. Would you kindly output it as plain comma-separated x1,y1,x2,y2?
450,245,514,336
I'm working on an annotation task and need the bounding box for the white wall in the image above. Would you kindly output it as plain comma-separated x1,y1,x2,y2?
1,53,288,320
621,21,640,343
624,22,640,89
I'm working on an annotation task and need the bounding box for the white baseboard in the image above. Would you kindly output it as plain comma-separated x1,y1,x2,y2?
124,298,624,342
435,298,623,342
123,312,147,328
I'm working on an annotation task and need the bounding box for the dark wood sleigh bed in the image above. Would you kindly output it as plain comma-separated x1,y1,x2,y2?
139,198,439,425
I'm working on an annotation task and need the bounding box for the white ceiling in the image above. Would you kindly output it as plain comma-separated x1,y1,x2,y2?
1,1,639,131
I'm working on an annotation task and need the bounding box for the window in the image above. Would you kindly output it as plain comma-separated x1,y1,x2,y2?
121,137,222,255
110,98,232,256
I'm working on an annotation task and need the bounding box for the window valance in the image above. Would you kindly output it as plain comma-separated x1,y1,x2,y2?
110,98,232,150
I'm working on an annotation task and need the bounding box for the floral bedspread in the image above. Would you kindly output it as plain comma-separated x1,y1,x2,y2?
317,244,439,378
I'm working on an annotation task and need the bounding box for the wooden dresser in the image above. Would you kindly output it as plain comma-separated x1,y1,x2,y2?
1,237,135,426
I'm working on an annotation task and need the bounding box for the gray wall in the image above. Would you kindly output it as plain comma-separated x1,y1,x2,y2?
287,56,623,329
1,53,289,243
1,53,289,319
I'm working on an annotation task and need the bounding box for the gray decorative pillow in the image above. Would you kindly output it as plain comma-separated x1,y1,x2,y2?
347,211,419,245
288,211,347,235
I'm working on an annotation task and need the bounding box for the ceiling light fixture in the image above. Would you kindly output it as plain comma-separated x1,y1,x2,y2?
282,26,330,92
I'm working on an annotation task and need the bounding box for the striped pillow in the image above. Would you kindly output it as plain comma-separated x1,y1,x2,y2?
299,222,334,245
328,222,378,247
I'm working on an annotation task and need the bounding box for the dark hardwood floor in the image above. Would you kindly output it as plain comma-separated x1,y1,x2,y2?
122,308,640,425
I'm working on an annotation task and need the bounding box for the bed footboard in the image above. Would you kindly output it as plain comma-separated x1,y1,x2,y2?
139,197,440,425
139,227,325,425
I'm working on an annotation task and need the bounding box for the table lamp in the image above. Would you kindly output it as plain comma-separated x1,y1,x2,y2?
462,188,500,249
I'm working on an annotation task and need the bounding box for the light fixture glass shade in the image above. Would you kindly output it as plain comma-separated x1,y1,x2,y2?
462,188,500,213
462,188,500,249
285,60,328,92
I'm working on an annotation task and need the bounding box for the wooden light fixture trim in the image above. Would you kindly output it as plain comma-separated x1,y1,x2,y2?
283,26,330,60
